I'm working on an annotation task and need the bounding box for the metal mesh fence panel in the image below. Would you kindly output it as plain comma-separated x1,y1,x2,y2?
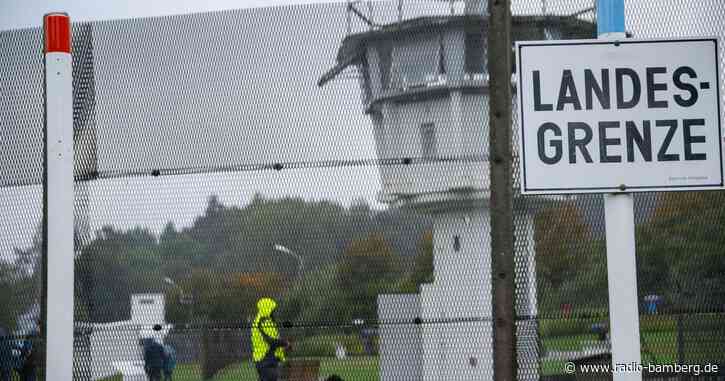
513,0,725,379
0,1,724,380
0,24,46,380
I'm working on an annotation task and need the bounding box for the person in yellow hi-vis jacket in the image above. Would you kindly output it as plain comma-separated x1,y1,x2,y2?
251,298,290,381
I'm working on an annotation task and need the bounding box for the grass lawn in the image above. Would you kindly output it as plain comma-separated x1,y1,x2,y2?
97,314,725,379
541,333,598,352
100,356,379,381
540,359,568,376
540,314,725,376
541,330,713,366
319,356,379,381
540,331,683,376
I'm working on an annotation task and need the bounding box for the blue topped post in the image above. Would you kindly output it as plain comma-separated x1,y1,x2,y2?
598,1,643,380
597,0,625,37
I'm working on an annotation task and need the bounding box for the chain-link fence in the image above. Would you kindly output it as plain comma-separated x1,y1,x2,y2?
1,1,724,380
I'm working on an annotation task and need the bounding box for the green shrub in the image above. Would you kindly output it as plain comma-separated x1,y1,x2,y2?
641,313,725,333
293,336,336,357
682,313,725,332
291,334,369,358
97,375,122,381
640,315,676,332
539,318,601,337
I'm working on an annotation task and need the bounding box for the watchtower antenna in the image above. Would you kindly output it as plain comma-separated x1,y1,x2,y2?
345,0,470,35
346,0,378,35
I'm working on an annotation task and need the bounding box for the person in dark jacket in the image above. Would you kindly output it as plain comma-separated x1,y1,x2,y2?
162,343,176,381
142,338,165,381
0,326,11,381
17,328,39,381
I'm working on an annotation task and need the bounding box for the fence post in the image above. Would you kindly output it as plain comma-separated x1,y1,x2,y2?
43,12,75,381
598,1,643,380
487,0,516,379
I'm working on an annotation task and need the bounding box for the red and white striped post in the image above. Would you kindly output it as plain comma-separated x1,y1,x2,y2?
44,13,74,380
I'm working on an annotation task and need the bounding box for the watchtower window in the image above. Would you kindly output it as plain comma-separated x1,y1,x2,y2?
420,123,437,159
392,34,441,88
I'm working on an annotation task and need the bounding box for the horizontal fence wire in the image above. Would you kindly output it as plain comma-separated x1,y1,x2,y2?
80,155,491,181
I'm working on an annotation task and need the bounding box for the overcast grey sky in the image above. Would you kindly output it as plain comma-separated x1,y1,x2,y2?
0,0,389,262
0,0,352,30
1,0,723,262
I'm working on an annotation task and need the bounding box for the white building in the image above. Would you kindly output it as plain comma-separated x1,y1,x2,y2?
74,293,168,381
320,2,595,379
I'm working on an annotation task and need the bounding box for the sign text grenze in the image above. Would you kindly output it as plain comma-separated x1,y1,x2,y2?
516,38,723,194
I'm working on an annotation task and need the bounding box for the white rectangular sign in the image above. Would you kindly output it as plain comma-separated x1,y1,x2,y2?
516,38,723,194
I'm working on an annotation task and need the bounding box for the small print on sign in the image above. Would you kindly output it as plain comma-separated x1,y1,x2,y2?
516,38,723,194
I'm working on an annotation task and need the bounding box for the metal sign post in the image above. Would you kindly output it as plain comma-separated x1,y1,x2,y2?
604,192,641,380
599,1,642,380
43,12,74,381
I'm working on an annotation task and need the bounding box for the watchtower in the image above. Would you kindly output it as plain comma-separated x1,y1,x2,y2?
319,2,595,379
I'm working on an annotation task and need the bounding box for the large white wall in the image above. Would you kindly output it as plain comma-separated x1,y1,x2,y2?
431,209,493,380
420,283,441,381
131,294,165,325
418,209,539,381
377,294,422,381
73,294,168,380
89,322,144,380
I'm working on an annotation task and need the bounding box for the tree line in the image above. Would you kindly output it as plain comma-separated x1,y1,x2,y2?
73,194,433,325
534,191,725,318
2,190,722,331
